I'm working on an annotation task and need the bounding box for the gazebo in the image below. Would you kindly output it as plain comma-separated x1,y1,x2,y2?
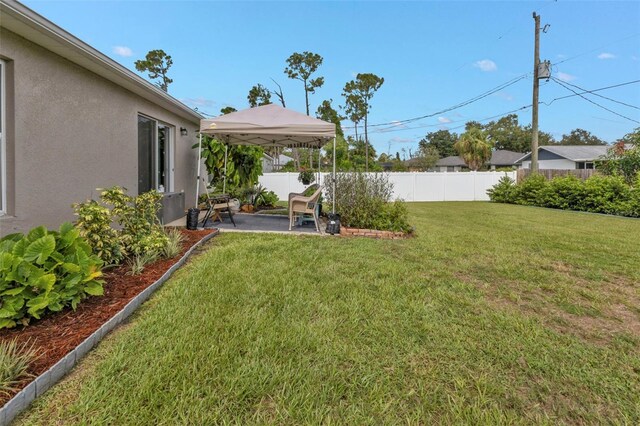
196,104,337,212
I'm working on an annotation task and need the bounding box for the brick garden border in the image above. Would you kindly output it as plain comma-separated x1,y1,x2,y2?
339,226,411,240
0,230,219,426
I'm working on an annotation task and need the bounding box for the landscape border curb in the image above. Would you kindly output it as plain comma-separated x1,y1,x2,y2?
0,229,219,426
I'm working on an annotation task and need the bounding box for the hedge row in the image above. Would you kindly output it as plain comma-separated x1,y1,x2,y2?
487,173,640,218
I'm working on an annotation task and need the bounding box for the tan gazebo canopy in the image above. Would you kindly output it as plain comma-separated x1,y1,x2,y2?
199,104,335,148
196,104,337,214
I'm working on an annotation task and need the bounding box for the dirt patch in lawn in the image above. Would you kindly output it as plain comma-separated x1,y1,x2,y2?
0,228,215,406
457,272,640,345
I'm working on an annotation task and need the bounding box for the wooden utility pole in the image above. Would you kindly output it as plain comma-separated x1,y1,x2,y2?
531,12,541,173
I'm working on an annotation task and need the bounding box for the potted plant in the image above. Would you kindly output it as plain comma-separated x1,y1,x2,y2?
240,186,257,213
298,169,315,186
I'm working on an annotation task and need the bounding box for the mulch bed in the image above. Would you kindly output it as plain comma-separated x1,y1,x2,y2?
0,228,214,406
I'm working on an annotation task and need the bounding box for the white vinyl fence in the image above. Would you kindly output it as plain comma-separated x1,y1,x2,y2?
259,171,516,202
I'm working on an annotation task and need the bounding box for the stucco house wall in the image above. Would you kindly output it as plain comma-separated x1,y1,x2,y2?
0,26,200,235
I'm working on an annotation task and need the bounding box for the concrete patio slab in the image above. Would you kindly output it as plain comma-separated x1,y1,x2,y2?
208,213,324,235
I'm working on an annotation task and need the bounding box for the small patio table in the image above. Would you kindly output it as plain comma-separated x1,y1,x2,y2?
200,194,236,227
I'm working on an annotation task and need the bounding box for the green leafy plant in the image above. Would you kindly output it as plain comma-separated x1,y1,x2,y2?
326,172,411,232
512,174,548,206
0,223,104,329
578,174,633,215
252,185,279,208
486,175,516,203
194,137,263,189
371,200,412,233
298,169,316,185
73,200,123,265
99,187,168,256
0,340,38,396
162,228,185,259
126,252,159,276
262,191,279,207
487,173,640,218
598,138,640,184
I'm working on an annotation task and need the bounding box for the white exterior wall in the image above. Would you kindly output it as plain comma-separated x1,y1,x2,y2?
521,159,576,170
258,171,516,202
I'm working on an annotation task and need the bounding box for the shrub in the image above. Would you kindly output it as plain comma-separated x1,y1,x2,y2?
371,200,412,233
263,191,279,206
578,174,633,215
598,140,640,184
251,185,279,208
0,223,104,329
487,173,640,218
73,200,123,265
99,187,168,256
486,175,516,203
162,228,185,259
513,174,548,206
0,340,37,396
540,175,585,210
327,172,411,232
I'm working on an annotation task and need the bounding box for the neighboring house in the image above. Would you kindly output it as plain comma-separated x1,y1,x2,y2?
262,153,293,173
518,145,611,170
435,150,523,172
0,0,203,235
435,156,468,172
489,150,524,170
403,157,435,172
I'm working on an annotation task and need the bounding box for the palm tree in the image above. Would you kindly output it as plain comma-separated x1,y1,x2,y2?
454,127,492,171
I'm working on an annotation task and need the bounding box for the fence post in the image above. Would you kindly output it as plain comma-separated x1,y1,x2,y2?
413,173,417,202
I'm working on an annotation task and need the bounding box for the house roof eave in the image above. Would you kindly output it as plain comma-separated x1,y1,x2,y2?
0,0,203,123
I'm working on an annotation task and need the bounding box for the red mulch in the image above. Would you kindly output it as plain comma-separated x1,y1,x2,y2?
0,228,215,406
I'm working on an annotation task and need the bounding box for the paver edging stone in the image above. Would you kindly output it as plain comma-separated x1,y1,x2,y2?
0,229,219,426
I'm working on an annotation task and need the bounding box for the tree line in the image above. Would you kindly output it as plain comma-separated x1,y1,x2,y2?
134,49,615,173
133,49,384,172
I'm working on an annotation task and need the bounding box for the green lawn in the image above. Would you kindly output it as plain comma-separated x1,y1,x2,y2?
18,203,640,425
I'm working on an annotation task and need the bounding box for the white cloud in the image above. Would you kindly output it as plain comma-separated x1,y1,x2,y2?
556,54,567,60
112,46,133,57
597,52,616,60
556,72,576,82
389,120,406,128
437,116,452,123
376,120,407,133
630,55,639,61
473,59,497,72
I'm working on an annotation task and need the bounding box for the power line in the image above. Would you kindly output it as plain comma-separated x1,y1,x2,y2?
541,79,640,106
346,105,533,139
553,33,640,66
344,74,530,130
551,77,640,124
497,0,557,41
364,79,640,137
550,78,639,110
446,105,533,131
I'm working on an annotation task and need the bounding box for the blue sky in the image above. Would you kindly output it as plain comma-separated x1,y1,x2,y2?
25,0,640,156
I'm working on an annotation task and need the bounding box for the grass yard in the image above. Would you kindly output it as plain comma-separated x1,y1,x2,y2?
18,203,640,425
